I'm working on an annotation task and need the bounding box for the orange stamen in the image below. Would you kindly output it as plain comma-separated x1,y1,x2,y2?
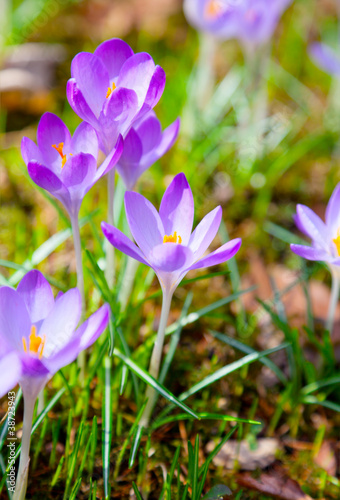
22,325,46,359
204,0,224,19
333,231,340,256
106,82,117,99
163,231,182,244
52,142,67,168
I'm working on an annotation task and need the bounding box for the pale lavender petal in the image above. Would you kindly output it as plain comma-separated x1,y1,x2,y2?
94,38,134,80
117,53,158,108
142,65,166,110
71,122,99,158
290,244,331,262
101,222,149,266
43,304,110,374
159,173,194,245
189,238,242,271
116,128,143,189
135,112,162,152
0,352,21,397
148,243,194,272
40,288,82,358
21,137,44,166
27,162,72,214
67,79,99,129
309,43,340,77
188,206,222,259
139,118,180,172
93,135,124,183
124,191,164,255
0,287,31,351
325,183,340,234
17,270,54,325
37,113,71,167
71,52,110,118
19,355,50,379
296,205,329,249
1,352,21,390
60,153,97,197
99,87,139,154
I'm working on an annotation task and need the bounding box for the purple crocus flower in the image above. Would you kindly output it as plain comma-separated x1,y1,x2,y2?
21,112,123,219
183,0,292,46
0,270,110,399
116,111,180,190
102,173,241,294
0,270,109,499
309,42,340,77
290,183,340,268
67,38,166,155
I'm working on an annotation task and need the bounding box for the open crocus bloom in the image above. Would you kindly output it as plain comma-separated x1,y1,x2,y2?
67,38,166,155
21,112,123,218
0,270,110,399
290,184,340,270
116,111,180,190
102,173,241,293
309,42,340,77
183,0,292,46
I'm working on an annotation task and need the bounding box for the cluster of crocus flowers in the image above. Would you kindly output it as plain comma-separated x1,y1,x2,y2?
290,183,340,331
0,270,110,499
183,0,292,48
102,173,241,426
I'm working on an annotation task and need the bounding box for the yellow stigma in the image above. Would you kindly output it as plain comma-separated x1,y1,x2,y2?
163,231,182,244
52,142,67,168
333,230,340,256
106,82,117,98
22,325,46,359
204,0,224,19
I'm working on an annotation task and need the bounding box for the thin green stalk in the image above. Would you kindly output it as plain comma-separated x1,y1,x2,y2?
139,288,173,428
13,395,36,500
105,170,115,289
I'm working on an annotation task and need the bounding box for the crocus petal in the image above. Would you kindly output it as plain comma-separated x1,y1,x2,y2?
159,173,194,245
309,42,340,77
94,38,134,80
148,243,194,272
21,137,44,166
0,287,31,351
71,121,99,158
135,112,162,152
60,153,97,204
39,288,82,358
116,128,143,189
188,206,222,259
142,64,166,110
43,304,110,374
139,117,180,172
67,79,99,129
71,52,110,118
188,238,242,271
117,53,159,108
0,352,21,397
296,205,329,249
17,270,54,325
101,222,149,266
290,244,331,262
19,355,50,379
27,162,72,214
37,113,72,167
325,183,340,234
93,135,124,184
99,87,139,154
124,191,164,255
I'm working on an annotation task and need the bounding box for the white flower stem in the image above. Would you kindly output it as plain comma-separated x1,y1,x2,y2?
118,256,139,312
13,395,36,500
105,170,116,290
139,288,173,429
327,269,339,333
70,214,86,382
